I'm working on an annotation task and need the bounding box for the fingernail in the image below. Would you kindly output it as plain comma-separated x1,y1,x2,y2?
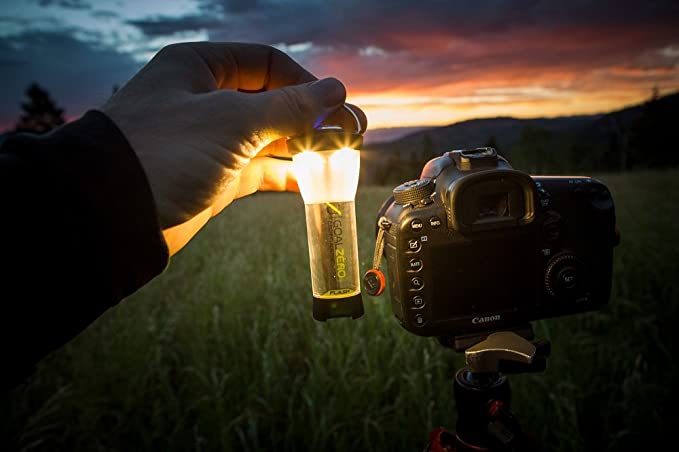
310,77,346,108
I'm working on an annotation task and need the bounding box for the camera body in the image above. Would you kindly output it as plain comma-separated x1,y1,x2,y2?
379,148,617,337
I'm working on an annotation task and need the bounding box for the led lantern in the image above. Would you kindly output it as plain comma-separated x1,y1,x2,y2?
288,106,365,321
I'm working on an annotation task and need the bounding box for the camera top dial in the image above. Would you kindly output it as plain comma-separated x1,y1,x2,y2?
393,179,435,205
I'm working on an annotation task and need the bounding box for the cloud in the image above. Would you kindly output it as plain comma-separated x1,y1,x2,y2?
0,30,140,130
127,15,224,37
2,0,678,128
91,10,119,20
35,0,91,10
124,1,679,91
190,0,679,47
217,0,260,13
359,46,387,58
0,15,62,37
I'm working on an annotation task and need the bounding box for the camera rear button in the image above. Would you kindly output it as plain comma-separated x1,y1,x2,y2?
429,216,442,229
557,268,578,290
414,313,427,327
408,258,423,271
410,219,424,231
410,276,424,290
407,239,421,252
412,295,425,309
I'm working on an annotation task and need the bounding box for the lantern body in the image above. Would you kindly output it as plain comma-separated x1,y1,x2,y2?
289,132,364,320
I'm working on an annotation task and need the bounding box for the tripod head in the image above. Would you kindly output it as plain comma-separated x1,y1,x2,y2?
427,328,551,452
464,331,551,375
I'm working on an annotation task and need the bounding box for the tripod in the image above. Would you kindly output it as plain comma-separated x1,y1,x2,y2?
425,326,551,452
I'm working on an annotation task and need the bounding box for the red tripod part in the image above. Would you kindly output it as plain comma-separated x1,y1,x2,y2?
427,427,457,452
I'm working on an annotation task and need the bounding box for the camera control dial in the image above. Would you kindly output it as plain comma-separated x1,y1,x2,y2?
545,253,585,298
393,179,435,205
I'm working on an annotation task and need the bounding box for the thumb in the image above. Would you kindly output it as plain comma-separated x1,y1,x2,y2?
248,77,347,142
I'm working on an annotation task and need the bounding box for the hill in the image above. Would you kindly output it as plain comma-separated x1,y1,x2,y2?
367,115,597,154
363,126,434,144
362,92,679,185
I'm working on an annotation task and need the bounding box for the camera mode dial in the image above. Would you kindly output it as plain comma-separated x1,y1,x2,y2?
393,179,435,205
545,253,585,298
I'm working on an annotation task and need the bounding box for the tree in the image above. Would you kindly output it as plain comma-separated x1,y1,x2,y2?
627,87,678,168
14,83,65,134
510,126,554,173
421,133,437,161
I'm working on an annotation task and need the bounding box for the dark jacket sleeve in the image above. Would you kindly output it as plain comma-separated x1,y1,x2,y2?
0,111,170,387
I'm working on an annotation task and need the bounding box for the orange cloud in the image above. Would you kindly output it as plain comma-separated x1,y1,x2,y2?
308,22,679,127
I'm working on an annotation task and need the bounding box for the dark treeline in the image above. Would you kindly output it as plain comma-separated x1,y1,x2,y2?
511,91,676,174
362,91,679,185
3,82,116,137
13,83,66,134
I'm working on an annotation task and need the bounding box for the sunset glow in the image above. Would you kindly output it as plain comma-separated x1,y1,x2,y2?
347,86,670,128
1,0,678,131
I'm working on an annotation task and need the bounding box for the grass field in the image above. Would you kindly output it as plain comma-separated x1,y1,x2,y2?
3,170,678,451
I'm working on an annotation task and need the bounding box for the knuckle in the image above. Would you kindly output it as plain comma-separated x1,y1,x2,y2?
268,46,287,60
279,88,315,119
158,43,183,56
240,130,267,156
156,42,197,60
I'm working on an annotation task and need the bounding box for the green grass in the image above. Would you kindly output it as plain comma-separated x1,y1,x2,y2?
3,170,678,451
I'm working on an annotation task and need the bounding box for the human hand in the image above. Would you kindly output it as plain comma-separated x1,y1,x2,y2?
100,42,367,256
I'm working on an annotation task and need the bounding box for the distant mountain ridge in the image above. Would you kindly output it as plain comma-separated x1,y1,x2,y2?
363,126,434,144
367,114,599,153
361,91,679,185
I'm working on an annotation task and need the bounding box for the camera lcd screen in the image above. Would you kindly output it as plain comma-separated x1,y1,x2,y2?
430,235,538,319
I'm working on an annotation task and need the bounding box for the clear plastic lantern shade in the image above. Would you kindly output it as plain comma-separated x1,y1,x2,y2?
290,138,364,320
293,147,360,204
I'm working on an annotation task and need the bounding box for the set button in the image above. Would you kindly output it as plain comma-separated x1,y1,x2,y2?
557,267,578,290
408,258,423,272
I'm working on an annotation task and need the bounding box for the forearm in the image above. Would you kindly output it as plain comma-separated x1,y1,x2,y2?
0,111,169,387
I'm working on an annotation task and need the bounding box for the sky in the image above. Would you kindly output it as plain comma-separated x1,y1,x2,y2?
1,0,679,131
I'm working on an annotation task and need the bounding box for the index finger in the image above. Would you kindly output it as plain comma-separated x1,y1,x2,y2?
178,42,368,141
187,42,317,91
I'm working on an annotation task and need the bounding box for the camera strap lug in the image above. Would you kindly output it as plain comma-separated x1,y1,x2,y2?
364,217,391,296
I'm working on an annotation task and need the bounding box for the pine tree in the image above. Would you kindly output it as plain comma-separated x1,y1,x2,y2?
14,83,65,134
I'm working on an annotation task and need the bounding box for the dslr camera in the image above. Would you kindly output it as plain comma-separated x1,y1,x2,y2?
376,147,618,338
